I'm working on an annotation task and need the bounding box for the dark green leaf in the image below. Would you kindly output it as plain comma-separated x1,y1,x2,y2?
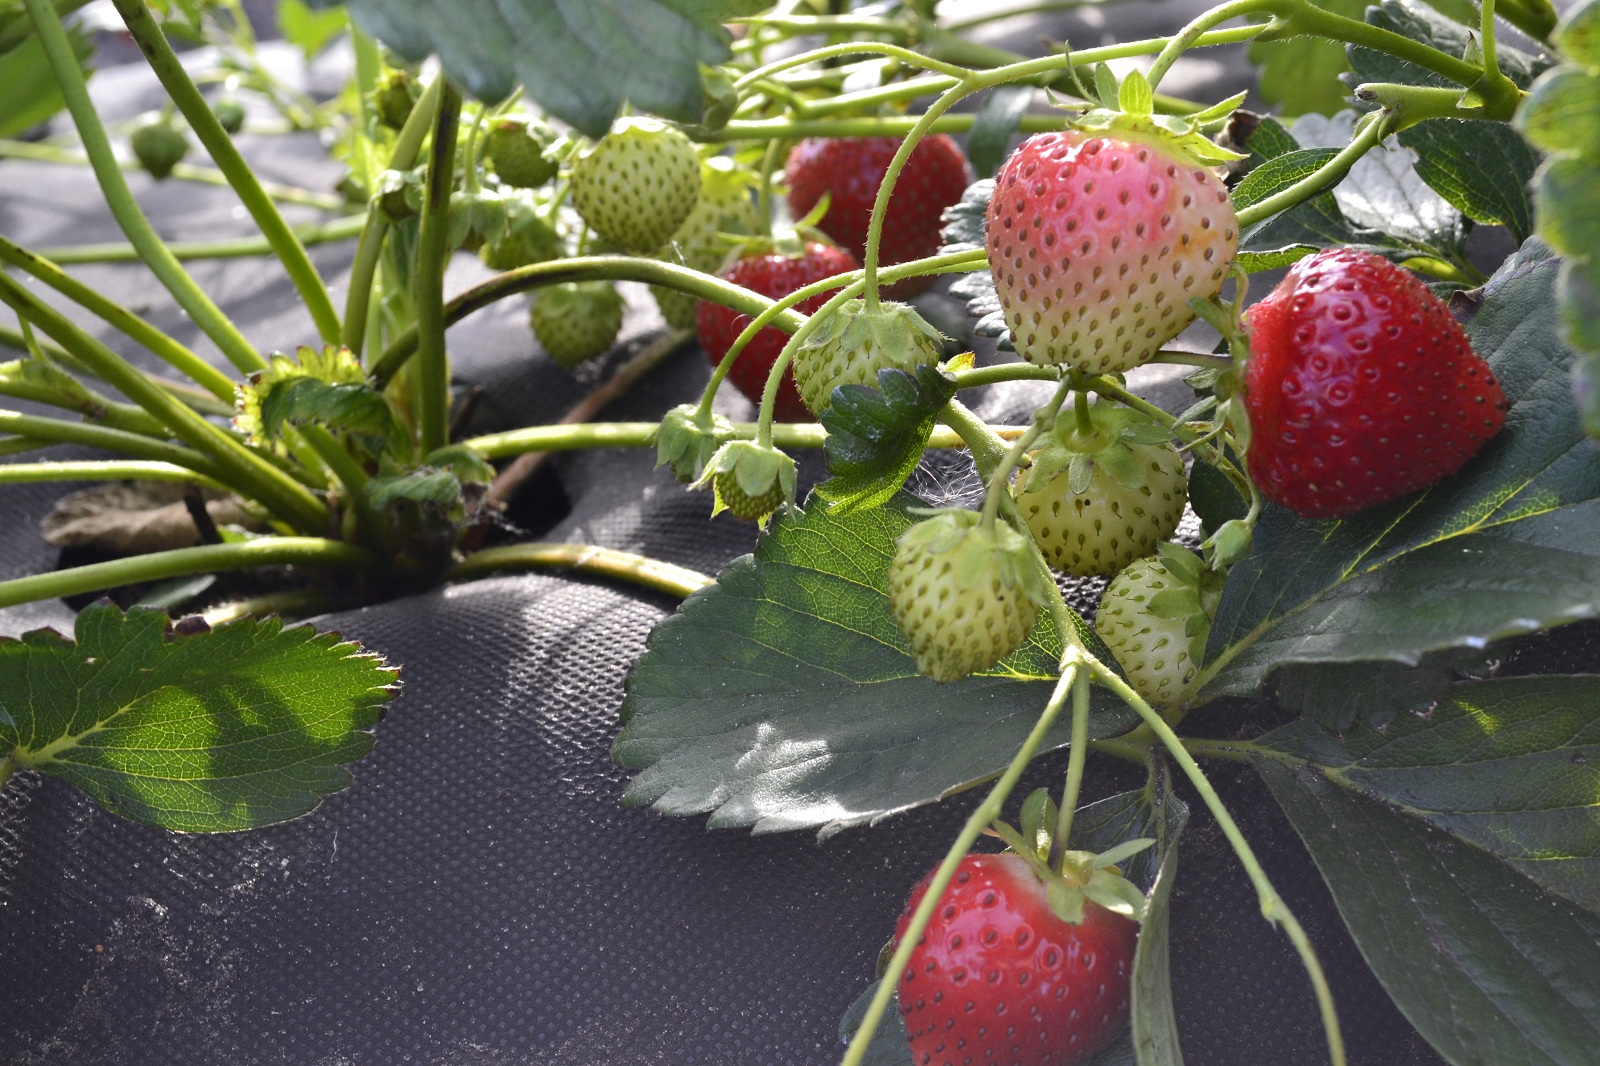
940,179,1013,351
968,85,1032,179
1237,114,1301,166
0,603,396,831
276,0,348,59
366,465,462,510
304,0,765,137
257,376,400,449
838,982,913,1066
1233,147,1376,270
817,365,958,514
1259,674,1600,912
1348,0,1549,90
615,494,1135,836
1249,0,1365,117
1399,120,1540,242
1292,111,1464,252
1232,147,1341,212
1186,452,1248,535
1266,645,1493,730
1202,240,1600,705
938,178,991,251
1257,756,1600,1065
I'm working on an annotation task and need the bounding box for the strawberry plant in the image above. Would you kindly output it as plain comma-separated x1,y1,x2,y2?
0,0,1598,1063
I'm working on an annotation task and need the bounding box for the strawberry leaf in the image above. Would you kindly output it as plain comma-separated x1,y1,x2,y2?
1256,675,1600,914
1257,746,1600,1063
1201,239,1600,712
939,179,1015,352
302,0,766,137
1398,119,1539,242
614,493,1134,837
968,84,1033,179
1346,0,1549,91
816,365,958,515
0,603,396,832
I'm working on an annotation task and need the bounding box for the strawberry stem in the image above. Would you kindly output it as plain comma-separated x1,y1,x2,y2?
839,661,1083,1066
20,0,266,377
1050,659,1093,873
1234,110,1393,229
1088,656,1348,1066
978,377,1072,529
449,543,713,599
111,0,343,348
0,537,382,611
413,81,463,456
1146,0,1281,91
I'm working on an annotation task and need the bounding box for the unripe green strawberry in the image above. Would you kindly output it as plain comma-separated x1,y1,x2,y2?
529,282,624,369
1013,407,1185,576
650,157,761,328
212,96,246,135
987,127,1238,375
887,510,1049,683
480,192,561,270
1094,544,1221,712
791,299,946,415
130,117,189,180
692,439,797,524
572,117,701,254
371,70,418,131
486,118,558,188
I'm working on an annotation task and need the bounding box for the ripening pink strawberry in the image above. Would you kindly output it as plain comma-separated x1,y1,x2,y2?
987,131,1238,375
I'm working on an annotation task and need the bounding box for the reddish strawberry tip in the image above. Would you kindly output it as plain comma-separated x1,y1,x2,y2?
1241,249,1508,519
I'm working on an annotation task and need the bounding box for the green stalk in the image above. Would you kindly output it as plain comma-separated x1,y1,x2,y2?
698,249,985,417
1276,0,1485,89
0,235,236,399
1089,658,1347,1066
1235,111,1393,229
0,408,221,472
413,83,463,454
111,0,342,345
0,459,217,486
0,326,233,416
0,537,380,610
371,257,811,388
449,543,714,599
731,40,970,91
21,0,265,375
0,369,168,437
0,138,349,211
1051,660,1093,870
462,419,1024,461
1146,0,1279,90
344,75,445,357
0,275,327,532
948,363,1060,389
977,377,1071,527
840,663,1082,1066
35,214,365,267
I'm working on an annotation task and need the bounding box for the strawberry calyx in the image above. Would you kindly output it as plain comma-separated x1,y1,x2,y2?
1065,68,1246,169
987,788,1152,925
655,403,736,485
1023,403,1175,498
899,507,1051,605
791,298,946,414
692,438,797,525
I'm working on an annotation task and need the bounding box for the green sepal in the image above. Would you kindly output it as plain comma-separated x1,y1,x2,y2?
1204,517,1255,569
1019,787,1058,857
1092,63,1119,109
1096,441,1147,492
1065,452,1094,495
1118,68,1154,116
1047,877,1087,924
1146,586,1203,621
421,443,496,488
1154,541,1204,586
480,190,562,271
375,165,424,222
448,187,509,252
894,509,1052,607
693,438,797,524
654,403,736,485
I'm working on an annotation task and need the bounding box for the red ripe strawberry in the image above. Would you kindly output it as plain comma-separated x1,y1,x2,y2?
895,853,1137,1066
785,135,969,298
987,130,1237,375
1242,249,1509,518
696,241,859,422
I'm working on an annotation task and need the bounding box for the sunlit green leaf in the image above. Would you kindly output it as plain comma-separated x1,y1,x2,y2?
615,494,1132,836
0,603,396,831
